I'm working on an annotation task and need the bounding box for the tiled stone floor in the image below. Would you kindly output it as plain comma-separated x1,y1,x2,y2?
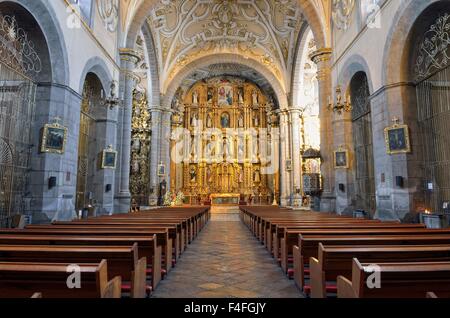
152,213,302,298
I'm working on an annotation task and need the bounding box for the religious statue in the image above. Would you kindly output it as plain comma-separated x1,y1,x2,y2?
206,114,213,128
253,169,261,183
192,90,199,105
252,90,259,106
132,159,140,174
191,112,198,127
238,113,244,128
207,88,214,104
206,166,213,183
254,115,260,127
190,166,197,183
238,166,244,183
132,137,141,152
238,88,244,104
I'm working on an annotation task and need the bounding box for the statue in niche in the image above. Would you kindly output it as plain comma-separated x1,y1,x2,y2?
207,88,214,104
206,166,213,183
191,112,198,128
238,166,244,183
190,166,197,183
238,113,244,128
238,88,244,104
238,141,245,159
252,90,259,106
221,113,230,128
132,159,140,174
206,114,213,128
253,169,261,183
254,114,260,127
132,137,141,152
192,90,199,105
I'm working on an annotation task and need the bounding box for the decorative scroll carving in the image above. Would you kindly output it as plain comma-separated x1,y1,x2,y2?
97,0,119,32
0,15,41,76
130,89,152,205
415,14,450,81
147,0,304,88
332,0,355,30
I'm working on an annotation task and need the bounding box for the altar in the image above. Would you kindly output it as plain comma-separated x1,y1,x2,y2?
210,193,240,206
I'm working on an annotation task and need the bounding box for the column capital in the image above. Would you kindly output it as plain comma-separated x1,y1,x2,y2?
119,48,141,64
309,48,332,64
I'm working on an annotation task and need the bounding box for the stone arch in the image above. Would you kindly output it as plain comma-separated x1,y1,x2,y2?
290,24,313,107
78,57,113,94
0,0,69,85
124,0,328,51
141,22,160,107
338,54,374,95
382,0,446,85
162,53,288,110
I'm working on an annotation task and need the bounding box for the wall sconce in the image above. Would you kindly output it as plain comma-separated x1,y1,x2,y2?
328,86,352,115
101,80,121,110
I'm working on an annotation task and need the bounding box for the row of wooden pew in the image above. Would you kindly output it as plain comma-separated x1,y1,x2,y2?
240,206,450,298
0,207,210,298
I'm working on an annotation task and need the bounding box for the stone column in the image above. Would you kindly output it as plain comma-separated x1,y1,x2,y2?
160,109,173,191
310,48,335,212
279,110,292,206
149,108,162,206
114,48,140,213
290,108,303,206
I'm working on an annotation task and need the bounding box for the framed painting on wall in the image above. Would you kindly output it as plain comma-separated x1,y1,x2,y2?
334,148,349,169
101,146,117,169
384,124,411,155
40,122,68,154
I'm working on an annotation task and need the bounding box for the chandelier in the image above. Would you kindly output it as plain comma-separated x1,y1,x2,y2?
328,86,352,115
101,81,121,109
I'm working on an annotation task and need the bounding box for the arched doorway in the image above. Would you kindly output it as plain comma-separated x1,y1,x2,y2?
349,72,375,214
0,5,47,226
410,3,450,212
75,73,103,211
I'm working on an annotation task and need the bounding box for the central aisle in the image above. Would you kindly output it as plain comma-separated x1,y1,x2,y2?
152,212,302,298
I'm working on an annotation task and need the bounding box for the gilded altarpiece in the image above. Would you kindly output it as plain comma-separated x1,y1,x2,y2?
171,77,275,204
130,90,152,205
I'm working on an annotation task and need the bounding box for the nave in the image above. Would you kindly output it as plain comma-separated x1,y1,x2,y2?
152,214,301,298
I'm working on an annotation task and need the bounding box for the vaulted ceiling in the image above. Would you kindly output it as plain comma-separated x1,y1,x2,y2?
145,0,308,95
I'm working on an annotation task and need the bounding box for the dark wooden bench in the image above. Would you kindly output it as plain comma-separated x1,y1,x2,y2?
309,244,450,298
293,234,450,291
0,234,162,290
0,243,147,298
337,259,450,298
0,260,120,298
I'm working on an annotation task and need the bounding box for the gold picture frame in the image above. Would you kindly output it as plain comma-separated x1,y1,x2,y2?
334,148,349,169
40,122,68,154
384,124,411,155
101,146,117,169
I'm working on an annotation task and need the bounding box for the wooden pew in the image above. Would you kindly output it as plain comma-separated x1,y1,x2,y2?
309,244,450,298
337,259,450,298
281,227,449,274
0,260,120,298
0,234,162,290
279,225,432,272
0,244,147,298
293,234,450,290
11,226,175,273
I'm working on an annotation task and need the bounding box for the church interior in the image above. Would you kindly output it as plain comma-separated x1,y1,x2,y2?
1,0,450,300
